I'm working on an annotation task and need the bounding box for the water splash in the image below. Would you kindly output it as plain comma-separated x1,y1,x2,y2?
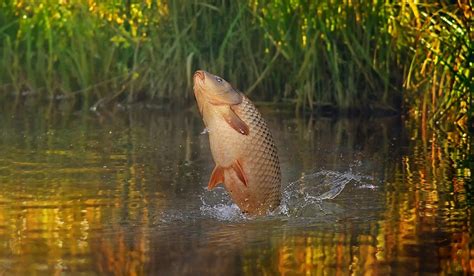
277,169,375,217
199,187,248,221
199,168,377,221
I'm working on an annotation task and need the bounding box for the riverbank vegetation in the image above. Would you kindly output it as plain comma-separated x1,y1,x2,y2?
0,1,472,126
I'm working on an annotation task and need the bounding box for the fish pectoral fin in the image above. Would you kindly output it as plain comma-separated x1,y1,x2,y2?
208,166,225,190
222,107,249,136
231,160,248,187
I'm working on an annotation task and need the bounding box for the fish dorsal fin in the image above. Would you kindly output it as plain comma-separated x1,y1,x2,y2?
221,107,249,135
208,165,225,190
231,160,248,187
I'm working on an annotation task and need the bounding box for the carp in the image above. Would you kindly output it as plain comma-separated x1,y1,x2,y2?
193,70,281,216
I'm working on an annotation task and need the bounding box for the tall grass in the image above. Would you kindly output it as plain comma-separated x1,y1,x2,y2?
0,0,471,123
394,1,472,127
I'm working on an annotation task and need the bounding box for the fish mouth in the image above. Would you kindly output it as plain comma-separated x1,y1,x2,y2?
193,70,205,115
193,70,205,92
193,70,205,81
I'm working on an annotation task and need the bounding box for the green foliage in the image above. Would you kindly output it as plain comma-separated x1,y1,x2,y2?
0,0,471,123
394,1,472,125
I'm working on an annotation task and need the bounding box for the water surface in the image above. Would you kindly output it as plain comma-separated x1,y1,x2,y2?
0,103,472,275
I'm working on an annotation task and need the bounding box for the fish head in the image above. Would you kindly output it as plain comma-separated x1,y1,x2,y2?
193,70,242,114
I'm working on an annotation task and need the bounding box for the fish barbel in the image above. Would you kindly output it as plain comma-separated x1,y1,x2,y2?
193,70,281,216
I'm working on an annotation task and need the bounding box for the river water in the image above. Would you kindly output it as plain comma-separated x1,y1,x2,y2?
0,103,472,275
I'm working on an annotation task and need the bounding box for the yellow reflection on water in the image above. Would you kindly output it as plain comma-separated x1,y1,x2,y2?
0,109,472,275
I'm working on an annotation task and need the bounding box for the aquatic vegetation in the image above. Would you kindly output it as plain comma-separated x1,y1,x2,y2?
0,0,471,125
396,1,472,128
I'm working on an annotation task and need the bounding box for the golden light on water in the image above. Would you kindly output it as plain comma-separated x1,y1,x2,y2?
0,0,472,269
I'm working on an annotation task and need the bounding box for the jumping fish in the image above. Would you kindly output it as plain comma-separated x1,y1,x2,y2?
193,70,281,216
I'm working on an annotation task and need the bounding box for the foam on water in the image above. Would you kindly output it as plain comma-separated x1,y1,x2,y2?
199,187,248,221
199,202,246,221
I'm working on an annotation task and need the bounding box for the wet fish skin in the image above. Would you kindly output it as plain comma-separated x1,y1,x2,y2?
193,70,281,216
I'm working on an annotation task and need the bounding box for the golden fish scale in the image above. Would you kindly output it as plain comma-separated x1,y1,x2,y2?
231,95,281,212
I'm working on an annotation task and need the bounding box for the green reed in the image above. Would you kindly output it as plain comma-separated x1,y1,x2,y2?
395,1,472,127
0,0,471,124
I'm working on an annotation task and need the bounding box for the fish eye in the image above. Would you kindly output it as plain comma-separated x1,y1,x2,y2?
215,76,223,83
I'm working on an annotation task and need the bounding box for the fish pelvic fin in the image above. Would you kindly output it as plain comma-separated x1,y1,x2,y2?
208,165,225,190
222,107,249,135
208,160,248,190
231,160,248,187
